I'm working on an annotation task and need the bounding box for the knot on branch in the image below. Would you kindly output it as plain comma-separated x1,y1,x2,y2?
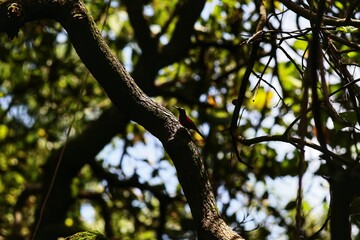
7,2,23,19
70,1,87,20
6,2,24,39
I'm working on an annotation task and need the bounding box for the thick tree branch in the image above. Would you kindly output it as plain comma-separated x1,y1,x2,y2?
329,166,354,240
158,0,206,68
125,0,207,94
122,0,157,54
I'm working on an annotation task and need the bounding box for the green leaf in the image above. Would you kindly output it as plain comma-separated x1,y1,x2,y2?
65,231,109,240
293,39,308,51
278,62,302,91
336,26,359,33
334,0,344,10
339,111,358,126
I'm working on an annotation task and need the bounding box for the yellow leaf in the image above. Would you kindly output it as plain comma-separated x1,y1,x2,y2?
37,128,46,137
0,125,9,140
248,88,274,110
65,218,73,227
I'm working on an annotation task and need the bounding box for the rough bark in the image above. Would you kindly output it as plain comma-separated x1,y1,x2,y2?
329,163,360,240
0,0,244,239
330,174,352,240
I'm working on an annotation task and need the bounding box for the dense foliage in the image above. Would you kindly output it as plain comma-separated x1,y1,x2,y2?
0,0,359,239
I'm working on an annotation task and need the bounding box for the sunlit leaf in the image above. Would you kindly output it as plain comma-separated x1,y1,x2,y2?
0,125,9,141
293,39,308,51
65,231,108,240
336,26,358,33
248,87,274,110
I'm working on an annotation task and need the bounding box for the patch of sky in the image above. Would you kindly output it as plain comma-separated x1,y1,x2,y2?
110,0,119,8
80,203,96,225
242,2,256,33
122,43,144,73
144,5,154,17
159,35,169,45
96,132,179,196
8,104,35,128
216,184,230,212
347,64,360,80
0,95,11,109
200,0,219,21
56,31,68,44
150,24,161,35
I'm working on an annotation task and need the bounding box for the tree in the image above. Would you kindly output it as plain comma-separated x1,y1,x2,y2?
0,0,359,240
